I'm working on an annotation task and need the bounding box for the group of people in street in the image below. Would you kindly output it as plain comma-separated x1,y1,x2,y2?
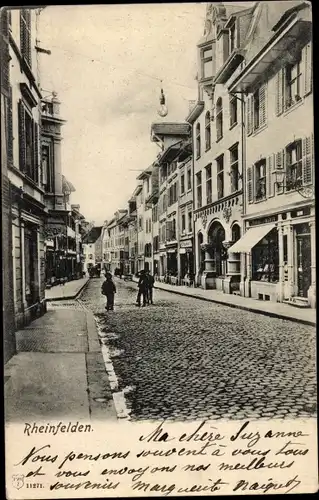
101,269,155,311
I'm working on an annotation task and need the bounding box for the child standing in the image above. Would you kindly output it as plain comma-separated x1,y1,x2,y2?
101,273,116,311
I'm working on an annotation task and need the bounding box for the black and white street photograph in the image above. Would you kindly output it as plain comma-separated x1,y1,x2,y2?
2,1,316,430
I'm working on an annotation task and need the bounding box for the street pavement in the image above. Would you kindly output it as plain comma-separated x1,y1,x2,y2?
80,277,317,422
4,299,117,422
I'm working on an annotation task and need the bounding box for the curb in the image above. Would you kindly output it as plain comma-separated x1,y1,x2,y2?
129,277,315,327
45,279,90,302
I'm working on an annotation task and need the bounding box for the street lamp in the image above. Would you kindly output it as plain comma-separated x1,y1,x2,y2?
274,168,314,199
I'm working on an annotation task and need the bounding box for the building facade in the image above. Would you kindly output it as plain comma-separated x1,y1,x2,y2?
189,2,252,292
82,226,103,274
229,1,314,307
5,8,47,330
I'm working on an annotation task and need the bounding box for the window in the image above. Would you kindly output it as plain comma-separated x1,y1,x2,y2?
138,217,143,230
146,177,150,193
187,167,192,190
229,95,237,127
202,47,213,79
216,98,223,141
247,84,267,135
255,159,267,201
181,173,185,194
196,172,202,208
20,10,31,67
181,214,186,233
195,123,201,159
285,57,302,108
216,155,224,199
229,21,236,53
152,205,158,222
205,111,211,150
286,140,302,192
205,164,212,204
252,228,279,282
188,211,192,233
18,101,39,184
42,144,54,192
230,144,239,193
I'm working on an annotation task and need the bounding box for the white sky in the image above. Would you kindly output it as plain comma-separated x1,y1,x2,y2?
38,3,208,225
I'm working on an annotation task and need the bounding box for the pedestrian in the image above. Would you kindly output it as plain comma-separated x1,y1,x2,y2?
145,270,155,305
101,272,116,311
136,270,147,307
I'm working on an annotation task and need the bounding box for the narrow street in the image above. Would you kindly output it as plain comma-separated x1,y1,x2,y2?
79,278,316,422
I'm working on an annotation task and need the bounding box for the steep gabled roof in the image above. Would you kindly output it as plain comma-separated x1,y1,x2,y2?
83,226,102,244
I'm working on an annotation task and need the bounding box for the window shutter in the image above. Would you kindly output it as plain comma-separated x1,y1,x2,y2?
246,95,253,136
33,121,39,184
275,150,285,194
267,154,275,198
259,84,267,127
7,86,13,165
18,100,26,172
275,69,284,116
303,42,312,96
302,135,313,186
247,165,253,203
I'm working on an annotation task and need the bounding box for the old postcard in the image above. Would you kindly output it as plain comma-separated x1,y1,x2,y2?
1,2,317,498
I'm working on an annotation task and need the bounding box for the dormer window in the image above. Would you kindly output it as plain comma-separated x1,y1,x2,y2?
201,46,213,79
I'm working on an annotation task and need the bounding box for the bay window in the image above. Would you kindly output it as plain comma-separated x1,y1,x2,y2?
201,46,213,79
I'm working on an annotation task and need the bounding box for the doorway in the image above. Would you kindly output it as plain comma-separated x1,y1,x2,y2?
296,223,311,297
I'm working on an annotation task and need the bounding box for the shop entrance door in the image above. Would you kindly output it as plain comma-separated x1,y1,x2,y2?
296,224,311,297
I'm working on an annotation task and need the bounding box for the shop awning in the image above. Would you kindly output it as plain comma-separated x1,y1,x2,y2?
229,223,276,253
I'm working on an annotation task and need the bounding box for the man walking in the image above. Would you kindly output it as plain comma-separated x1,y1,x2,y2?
101,272,116,311
145,270,155,304
136,270,147,307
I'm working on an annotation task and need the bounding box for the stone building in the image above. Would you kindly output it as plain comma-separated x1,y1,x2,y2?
188,2,253,291
229,1,314,307
82,226,103,274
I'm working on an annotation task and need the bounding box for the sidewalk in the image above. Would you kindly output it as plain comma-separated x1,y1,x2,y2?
132,277,316,326
45,277,89,301
4,307,117,423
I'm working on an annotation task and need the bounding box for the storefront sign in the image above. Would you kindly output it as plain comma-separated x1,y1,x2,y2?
44,223,67,238
180,239,193,249
249,215,278,227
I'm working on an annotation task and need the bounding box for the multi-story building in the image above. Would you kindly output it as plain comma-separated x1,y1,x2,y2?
1,7,16,361
151,122,191,282
135,182,145,273
178,145,194,281
137,164,156,273
188,2,253,292
82,226,103,274
229,1,314,307
42,94,81,285
105,211,127,275
4,8,47,331
126,191,138,275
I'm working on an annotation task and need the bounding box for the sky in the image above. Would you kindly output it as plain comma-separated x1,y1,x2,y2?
37,3,208,225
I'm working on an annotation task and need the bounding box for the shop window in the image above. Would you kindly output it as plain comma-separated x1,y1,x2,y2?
201,46,213,79
230,144,239,193
229,95,237,128
255,159,266,201
195,123,201,159
196,172,202,208
187,167,192,191
216,155,224,199
205,111,211,150
216,98,223,141
181,173,185,195
205,164,212,204
252,228,279,283
285,140,302,191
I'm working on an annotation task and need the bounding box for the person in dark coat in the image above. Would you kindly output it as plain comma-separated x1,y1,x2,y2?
136,270,147,307
101,273,116,311
145,270,155,305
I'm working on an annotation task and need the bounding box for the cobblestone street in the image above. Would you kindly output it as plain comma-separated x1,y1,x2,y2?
80,278,317,422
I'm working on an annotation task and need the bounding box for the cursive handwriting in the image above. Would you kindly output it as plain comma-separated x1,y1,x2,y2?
233,474,301,494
